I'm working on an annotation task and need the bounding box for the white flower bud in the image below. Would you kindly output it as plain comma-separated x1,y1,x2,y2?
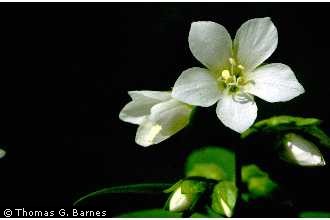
0,149,6,159
280,133,326,166
169,186,195,212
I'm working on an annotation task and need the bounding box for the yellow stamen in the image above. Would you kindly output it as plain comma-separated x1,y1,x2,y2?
221,70,231,81
229,57,236,66
238,64,245,70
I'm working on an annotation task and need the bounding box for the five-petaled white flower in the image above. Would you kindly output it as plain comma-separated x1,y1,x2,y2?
172,17,305,133
119,91,193,147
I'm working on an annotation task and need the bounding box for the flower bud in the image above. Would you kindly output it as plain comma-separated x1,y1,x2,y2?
169,186,196,212
280,133,325,166
211,181,238,217
0,149,6,159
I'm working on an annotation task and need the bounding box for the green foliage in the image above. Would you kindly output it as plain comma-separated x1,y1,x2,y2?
241,115,330,150
247,176,277,198
205,206,225,218
241,164,267,182
185,146,235,182
211,181,238,217
241,164,278,201
190,212,209,218
241,116,320,138
181,179,208,194
163,180,183,193
302,125,330,148
299,211,330,218
117,209,182,217
74,183,172,206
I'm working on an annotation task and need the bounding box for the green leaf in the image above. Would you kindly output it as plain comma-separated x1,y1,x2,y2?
74,183,172,206
302,125,330,148
181,179,208,194
211,181,238,217
299,211,330,218
247,176,278,199
163,180,182,193
190,212,209,218
241,164,267,183
241,115,321,139
116,209,182,217
241,164,278,200
206,205,225,218
241,115,330,150
185,146,235,181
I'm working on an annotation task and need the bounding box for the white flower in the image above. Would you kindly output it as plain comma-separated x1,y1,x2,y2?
119,90,193,147
172,17,305,133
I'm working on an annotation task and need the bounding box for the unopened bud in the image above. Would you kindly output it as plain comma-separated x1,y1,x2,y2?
0,149,6,159
280,133,326,166
169,186,196,212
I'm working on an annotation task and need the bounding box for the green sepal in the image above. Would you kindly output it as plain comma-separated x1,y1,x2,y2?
185,146,235,182
74,183,172,206
181,179,208,194
211,181,238,217
164,178,210,213
163,180,183,193
205,205,225,218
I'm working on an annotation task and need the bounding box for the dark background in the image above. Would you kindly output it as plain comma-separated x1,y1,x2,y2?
0,3,329,217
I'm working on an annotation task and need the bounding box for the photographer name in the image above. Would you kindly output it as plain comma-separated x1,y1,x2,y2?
13,208,107,217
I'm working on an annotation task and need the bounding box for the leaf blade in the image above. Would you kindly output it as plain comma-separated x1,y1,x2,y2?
74,183,172,206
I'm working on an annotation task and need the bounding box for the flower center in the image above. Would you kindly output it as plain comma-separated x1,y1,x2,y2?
217,58,249,93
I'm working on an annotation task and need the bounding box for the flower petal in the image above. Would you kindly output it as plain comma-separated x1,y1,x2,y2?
216,92,258,133
189,21,232,72
245,63,305,102
128,90,172,101
234,17,278,72
135,99,193,147
172,67,221,107
119,91,171,125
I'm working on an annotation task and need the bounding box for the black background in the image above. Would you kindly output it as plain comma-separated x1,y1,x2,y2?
0,3,329,217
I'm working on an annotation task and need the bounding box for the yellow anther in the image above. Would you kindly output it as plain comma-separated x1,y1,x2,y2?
221,70,231,80
229,58,236,66
238,64,245,70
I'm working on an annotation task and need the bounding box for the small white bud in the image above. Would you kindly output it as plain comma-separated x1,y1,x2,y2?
169,186,195,212
0,149,6,159
280,133,326,166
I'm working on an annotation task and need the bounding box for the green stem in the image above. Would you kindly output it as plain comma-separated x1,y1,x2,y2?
235,137,243,217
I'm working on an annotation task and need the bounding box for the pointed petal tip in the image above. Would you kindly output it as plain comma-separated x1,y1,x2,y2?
135,140,152,147
320,157,326,166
